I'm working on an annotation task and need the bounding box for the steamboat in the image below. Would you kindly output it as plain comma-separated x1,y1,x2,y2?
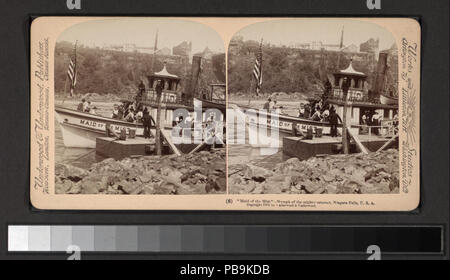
56,56,226,149
234,51,398,141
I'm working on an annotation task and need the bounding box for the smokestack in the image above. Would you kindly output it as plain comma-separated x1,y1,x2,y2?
187,55,202,99
373,52,388,97
212,53,226,83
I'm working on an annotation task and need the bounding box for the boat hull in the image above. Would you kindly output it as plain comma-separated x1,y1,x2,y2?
379,94,398,105
55,106,145,148
59,122,107,148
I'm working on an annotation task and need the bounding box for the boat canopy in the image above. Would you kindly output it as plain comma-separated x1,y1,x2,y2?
332,60,368,89
147,63,180,92
338,60,367,77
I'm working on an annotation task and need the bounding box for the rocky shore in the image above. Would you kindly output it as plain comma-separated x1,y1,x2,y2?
56,150,226,195
229,149,399,194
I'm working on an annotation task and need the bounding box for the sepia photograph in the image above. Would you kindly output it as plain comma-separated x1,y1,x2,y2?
228,19,402,195
30,17,420,210
52,18,226,195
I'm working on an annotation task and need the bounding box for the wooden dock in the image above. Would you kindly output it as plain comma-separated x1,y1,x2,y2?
283,134,397,160
96,136,219,160
96,137,158,160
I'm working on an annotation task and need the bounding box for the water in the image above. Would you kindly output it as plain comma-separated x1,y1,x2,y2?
227,121,289,169
226,99,302,168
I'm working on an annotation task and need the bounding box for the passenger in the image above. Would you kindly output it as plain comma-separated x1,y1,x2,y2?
142,108,153,139
117,105,124,119
361,111,368,125
298,103,305,118
329,107,342,137
269,99,276,111
84,101,91,113
321,107,330,122
77,98,85,111
82,99,89,112
125,108,135,123
393,113,399,127
172,116,184,138
135,109,144,123
303,103,311,119
263,98,271,110
89,106,98,115
372,112,381,135
112,104,120,119
311,110,322,121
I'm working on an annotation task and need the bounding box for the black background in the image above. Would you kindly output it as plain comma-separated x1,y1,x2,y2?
0,0,448,260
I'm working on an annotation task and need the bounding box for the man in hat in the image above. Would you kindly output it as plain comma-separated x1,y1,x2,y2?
77,98,85,111
329,106,342,137
137,79,145,104
112,104,120,119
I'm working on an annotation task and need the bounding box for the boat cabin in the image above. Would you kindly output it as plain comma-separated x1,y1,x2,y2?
327,60,398,130
145,63,185,106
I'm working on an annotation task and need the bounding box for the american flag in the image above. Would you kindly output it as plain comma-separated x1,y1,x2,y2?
67,42,77,96
253,39,263,95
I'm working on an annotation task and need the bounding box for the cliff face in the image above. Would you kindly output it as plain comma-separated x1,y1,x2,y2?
383,46,399,97
54,41,224,97
228,40,398,97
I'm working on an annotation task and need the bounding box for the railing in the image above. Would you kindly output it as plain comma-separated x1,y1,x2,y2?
330,87,380,104
171,126,224,144
350,123,398,138
144,90,193,106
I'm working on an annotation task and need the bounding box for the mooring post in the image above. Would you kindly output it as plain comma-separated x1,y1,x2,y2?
155,80,163,155
342,77,350,154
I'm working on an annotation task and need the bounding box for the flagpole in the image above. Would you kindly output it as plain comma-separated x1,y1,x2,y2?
249,38,263,106
62,75,69,105
337,26,344,70
73,40,77,97
247,79,253,106
151,29,158,74
62,40,77,105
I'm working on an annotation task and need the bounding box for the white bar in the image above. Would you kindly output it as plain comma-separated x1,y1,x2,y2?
8,226,29,251
28,226,51,251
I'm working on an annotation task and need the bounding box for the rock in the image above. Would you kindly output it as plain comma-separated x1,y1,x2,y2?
389,175,400,192
252,184,264,194
117,180,139,194
205,177,226,193
67,183,82,194
154,183,177,195
55,163,87,182
338,180,362,194
55,180,73,194
302,180,319,194
322,174,335,183
326,184,338,194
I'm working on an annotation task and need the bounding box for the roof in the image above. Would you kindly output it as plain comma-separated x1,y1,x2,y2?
337,60,366,77
150,64,180,80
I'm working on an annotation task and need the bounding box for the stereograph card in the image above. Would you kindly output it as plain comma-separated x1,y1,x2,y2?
29,17,420,211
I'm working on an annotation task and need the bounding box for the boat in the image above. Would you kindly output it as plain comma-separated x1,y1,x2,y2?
55,106,145,148
234,54,398,141
231,103,337,136
379,93,399,105
56,55,225,149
